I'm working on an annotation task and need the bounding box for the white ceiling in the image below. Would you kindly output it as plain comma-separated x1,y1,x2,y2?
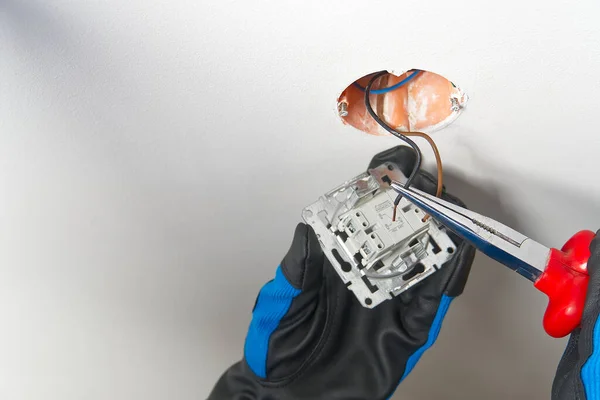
2,1,600,399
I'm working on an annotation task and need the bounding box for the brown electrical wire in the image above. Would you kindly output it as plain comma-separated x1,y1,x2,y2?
389,129,443,222
372,78,443,198
364,71,444,222
402,130,443,221
401,131,443,197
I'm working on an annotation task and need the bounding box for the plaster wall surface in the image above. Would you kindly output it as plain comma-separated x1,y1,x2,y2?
1,1,600,399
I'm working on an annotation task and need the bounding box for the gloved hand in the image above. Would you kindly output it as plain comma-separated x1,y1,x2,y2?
208,146,476,400
553,231,600,400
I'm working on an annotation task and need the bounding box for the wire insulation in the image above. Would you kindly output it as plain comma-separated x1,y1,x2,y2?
363,71,443,214
354,70,421,94
364,71,422,207
403,132,443,196
364,266,414,280
363,71,445,279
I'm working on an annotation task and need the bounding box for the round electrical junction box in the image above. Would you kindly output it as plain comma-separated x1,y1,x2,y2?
337,70,468,135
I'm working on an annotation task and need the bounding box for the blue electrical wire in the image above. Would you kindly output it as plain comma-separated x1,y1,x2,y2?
353,70,421,94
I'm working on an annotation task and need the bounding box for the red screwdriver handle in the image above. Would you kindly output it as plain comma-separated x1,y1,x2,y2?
533,230,595,338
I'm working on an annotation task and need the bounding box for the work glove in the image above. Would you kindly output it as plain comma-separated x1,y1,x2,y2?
553,231,600,400
207,145,476,400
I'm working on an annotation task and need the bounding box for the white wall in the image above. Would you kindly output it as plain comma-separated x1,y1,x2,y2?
1,1,599,399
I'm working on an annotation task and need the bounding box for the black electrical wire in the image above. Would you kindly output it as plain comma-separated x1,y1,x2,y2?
364,71,423,220
363,71,426,280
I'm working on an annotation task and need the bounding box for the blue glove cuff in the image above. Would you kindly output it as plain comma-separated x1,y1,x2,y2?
582,317,600,399
244,267,301,378
387,294,454,399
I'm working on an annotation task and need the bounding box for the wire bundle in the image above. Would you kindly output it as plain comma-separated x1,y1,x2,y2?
362,71,445,280
363,71,444,220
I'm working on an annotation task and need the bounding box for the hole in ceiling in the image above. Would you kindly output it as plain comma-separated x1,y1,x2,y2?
337,69,468,135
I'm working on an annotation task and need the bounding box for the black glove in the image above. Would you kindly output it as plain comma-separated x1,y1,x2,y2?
553,231,600,400
208,146,476,400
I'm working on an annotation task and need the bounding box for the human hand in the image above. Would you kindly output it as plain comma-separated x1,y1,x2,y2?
552,231,600,400
208,146,476,400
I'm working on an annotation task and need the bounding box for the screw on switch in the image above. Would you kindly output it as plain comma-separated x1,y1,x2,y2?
338,101,349,117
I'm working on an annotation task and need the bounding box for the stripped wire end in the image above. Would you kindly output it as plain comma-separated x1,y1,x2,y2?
392,194,401,222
